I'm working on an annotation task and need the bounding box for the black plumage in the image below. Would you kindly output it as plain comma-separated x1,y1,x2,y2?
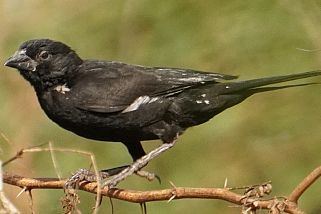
4,39,321,186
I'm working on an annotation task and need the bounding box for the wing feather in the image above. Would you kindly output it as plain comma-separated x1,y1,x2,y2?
70,61,237,113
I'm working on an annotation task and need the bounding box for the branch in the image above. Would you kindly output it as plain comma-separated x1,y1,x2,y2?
2,145,320,213
3,171,314,214
288,166,321,203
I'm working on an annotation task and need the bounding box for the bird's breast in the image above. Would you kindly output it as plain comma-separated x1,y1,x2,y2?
35,89,166,142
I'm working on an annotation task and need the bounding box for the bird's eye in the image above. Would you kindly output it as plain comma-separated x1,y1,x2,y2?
39,51,50,60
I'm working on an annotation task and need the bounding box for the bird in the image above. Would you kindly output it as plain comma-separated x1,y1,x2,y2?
4,38,321,187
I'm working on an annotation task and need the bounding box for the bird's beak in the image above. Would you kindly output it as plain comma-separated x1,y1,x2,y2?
4,49,38,72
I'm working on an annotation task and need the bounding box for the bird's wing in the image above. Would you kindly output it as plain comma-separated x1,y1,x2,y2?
70,60,237,113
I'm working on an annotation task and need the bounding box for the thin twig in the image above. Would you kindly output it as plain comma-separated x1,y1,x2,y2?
2,144,102,214
48,142,62,180
288,166,321,203
0,161,20,214
2,150,24,167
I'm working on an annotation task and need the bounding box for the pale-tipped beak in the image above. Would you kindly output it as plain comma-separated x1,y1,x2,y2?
4,49,38,72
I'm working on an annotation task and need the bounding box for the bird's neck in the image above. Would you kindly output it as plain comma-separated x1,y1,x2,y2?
33,65,80,94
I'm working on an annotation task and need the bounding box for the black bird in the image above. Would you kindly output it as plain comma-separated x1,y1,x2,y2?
4,39,321,187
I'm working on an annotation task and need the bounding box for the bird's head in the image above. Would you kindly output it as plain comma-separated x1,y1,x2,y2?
4,39,83,91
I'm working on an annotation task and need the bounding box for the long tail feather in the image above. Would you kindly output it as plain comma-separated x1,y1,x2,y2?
245,82,320,96
223,70,321,94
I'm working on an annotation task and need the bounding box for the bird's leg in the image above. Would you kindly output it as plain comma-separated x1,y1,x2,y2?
64,140,174,189
121,141,161,182
123,141,146,161
101,166,161,183
103,139,177,188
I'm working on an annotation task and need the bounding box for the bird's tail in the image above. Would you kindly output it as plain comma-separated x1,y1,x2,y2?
222,70,321,95
177,70,320,127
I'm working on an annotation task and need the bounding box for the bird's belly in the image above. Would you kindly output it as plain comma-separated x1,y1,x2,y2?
38,92,159,142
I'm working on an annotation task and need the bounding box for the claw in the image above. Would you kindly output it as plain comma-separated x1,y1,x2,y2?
64,168,97,191
135,170,162,184
155,174,162,184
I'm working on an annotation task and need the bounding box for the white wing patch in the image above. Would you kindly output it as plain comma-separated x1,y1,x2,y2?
122,96,159,113
177,77,211,82
54,84,71,94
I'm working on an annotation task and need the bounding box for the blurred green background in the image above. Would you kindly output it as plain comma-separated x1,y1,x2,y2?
1,0,321,213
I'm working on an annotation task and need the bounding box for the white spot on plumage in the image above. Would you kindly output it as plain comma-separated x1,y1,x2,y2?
225,85,230,89
204,100,210,104
201,94,206,97
196,100,202,104
54,84,70,94
178,77,206,82
149,97,159,102
122,96,159,113
18,49,26,55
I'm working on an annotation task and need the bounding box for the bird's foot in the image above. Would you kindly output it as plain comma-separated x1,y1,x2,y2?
64,168,112,191
64,166,160,190
103,140,176,188
136,170,161,183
